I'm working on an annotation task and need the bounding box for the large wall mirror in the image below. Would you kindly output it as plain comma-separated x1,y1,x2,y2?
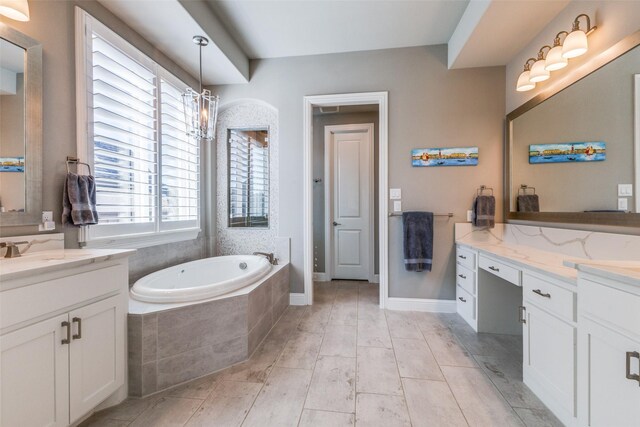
0,26,42,226
506,31,640,228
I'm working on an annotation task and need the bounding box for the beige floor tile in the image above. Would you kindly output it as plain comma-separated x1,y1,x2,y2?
92,396,162,422
305,355,356,413
442,366,525,427
320,324,357,358
423,328,477,367
298,305,332,334
357,318,392,348
242,367,312,427
130,397,203,427
220,336,283,383
79,417,130,427
393,337,444,380
355,393,411,427
402,378,467,427
385,311,424,340
329,301,358,325
299,409,355,427
184,381,261,427
513,407,564,427
166,373,220,399
276,331,323,370
414,312,452,333
356,346,403,396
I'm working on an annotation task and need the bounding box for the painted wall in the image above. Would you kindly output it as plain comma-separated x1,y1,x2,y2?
0,0,205,283
0,73,25,211
506,1,640,113
512,45,638,213
213,45,505,298
312,110,379,275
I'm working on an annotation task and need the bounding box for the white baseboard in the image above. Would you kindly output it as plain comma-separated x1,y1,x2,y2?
289,293,307,306
312,272,330,282
385,297,456,313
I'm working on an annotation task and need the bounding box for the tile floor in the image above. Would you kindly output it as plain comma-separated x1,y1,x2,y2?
81,281,562,427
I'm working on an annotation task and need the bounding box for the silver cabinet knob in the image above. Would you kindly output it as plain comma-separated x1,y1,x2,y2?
333,221,341,226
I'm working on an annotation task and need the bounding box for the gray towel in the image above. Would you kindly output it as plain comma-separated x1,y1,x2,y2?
402,212,433,272
517,194,540,212
62,172,99,226
473,195,495,228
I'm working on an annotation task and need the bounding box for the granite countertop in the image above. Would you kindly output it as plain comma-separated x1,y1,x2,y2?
456,234,580,285
0,249,136,283
563,259,640,288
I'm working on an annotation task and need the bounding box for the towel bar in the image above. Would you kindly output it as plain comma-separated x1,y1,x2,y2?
389,212,453,218
66,156,92,175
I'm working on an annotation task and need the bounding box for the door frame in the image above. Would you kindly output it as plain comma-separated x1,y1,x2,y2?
324,123,375,283
303,92,388,307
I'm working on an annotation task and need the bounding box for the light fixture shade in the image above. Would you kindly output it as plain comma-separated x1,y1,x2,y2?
562,30,588,58
545,45,568,71
182,88,220,141
529,59,550,83
516,70,535,92
0,0,29,21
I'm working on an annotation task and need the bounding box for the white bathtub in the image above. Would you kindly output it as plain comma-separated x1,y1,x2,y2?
130,255,272,303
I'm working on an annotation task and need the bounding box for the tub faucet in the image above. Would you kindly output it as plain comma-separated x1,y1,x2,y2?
0,241,29,258
253,252,278,265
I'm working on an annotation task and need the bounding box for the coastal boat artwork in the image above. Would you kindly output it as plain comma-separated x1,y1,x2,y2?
411,147,478,167
0,157,24,172
529,142,606,164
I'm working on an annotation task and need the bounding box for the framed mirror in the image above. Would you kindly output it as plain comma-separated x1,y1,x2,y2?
227,128,270,228
0,26,42,226
505,30,640,228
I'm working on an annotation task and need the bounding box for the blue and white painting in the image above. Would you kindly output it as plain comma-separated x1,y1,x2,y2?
0,157,24,172
529,142,606,164
411,147,478,167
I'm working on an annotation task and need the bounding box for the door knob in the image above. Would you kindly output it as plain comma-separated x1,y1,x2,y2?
333,221,341,226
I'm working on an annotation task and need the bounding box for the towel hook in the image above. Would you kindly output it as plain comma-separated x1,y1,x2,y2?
66,156,92,176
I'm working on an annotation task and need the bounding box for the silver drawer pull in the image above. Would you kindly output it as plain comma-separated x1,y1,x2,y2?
61,321,71,345
72,317,82,340
458,255,467,260
488,266,500,272
458,274,467,279
532,289,551,298
518,306,527,324
458,296,467,303
626,351,640,384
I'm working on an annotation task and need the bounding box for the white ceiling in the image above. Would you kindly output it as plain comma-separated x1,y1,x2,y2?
207,0,470,59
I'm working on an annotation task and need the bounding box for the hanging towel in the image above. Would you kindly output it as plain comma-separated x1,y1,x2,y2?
402,211,433,272
473,195,495,228
62,172,99,226
517,194,540,212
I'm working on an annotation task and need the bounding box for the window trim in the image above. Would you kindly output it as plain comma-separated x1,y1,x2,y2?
75,7,201,249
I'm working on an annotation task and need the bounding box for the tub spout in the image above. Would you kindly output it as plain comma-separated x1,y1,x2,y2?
253,252,277,265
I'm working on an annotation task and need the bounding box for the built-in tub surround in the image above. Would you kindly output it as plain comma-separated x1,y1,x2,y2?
127,263,289,397
216,101,279,256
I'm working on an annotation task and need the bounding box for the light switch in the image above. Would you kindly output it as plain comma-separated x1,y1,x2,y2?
618,198,628,211
393,201,402,212
390,188,402,200
618,184,633,197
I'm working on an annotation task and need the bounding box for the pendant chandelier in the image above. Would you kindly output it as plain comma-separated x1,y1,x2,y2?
183,35,219,142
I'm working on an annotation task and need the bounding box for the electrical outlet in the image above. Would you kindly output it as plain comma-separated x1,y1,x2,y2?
467,210,474,222
389,188,402,200
618,184,633,197
393,201,402,212
42,211,53,222
618,198,628,211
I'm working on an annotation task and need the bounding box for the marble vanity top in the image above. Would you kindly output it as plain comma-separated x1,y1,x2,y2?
0,249,135,283
563,259,640,288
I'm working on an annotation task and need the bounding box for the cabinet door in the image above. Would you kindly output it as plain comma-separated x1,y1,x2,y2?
69,295,125,422
523,304,576,417
1,314,70,427
579,318,640,427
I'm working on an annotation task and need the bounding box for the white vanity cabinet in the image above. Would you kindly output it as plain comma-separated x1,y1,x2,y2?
455,246,478,329
577,274,640,427
0,251,131,427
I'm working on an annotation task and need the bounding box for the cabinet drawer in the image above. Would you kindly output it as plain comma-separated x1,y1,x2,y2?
580,278,640,333
524,274,576,322
479,255,521,286
456,246,476,270
456,264,475,295
456,285,475,324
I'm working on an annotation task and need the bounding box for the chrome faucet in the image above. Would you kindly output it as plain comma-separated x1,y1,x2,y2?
0,241,29,258
253,252,278,265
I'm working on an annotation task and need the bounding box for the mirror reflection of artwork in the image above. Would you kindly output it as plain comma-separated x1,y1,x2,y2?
411,146,478,167
528,142,606,164
0,38,27,212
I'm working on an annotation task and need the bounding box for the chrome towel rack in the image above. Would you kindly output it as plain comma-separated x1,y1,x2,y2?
477,185,493,196
66,156,92,175
389,212,453,218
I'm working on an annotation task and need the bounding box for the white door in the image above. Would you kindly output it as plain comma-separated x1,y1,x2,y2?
578,318,640,427
1,314,70,427
327,124,373,280
69,295,125,422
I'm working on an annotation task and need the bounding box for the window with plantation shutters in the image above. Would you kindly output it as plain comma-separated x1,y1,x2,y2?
228,129,269,228
76,9,200,246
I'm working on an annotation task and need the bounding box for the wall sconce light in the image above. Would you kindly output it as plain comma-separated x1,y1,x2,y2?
515,13,596,92
0,0,30,21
